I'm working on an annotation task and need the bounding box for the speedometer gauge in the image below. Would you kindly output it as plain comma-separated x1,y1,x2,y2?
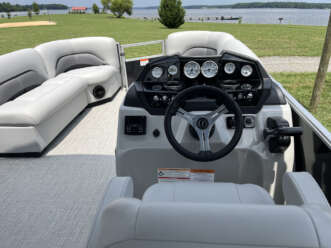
184,61,200,79
201,60,219,78
168,65,178,76
152,67,163,79
224,62,236,74
241,65,253,77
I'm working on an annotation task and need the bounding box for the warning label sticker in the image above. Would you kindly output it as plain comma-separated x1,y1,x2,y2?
140,58,149,66
157,168,215,183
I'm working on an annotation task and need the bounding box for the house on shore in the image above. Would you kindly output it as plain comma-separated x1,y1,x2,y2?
71,7,87,14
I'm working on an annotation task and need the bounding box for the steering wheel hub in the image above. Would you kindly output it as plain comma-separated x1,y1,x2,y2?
164,85,244,162
196,118,209,130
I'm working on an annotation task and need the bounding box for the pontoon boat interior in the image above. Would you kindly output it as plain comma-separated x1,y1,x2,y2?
0,31,331,248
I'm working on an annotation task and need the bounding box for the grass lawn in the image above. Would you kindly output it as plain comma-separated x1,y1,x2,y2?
272,73,331,131
0,14,327,58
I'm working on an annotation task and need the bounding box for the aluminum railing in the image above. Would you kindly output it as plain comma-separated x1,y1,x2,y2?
119,40,165,89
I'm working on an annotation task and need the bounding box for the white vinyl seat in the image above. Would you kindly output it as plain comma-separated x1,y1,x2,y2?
56,65,122,103
0,77,87,126
165,31,259,61
0,37,122,154
143,182,274,205
88,173,331,248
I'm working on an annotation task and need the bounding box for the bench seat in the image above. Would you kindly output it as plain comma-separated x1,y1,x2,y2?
0,37,122,155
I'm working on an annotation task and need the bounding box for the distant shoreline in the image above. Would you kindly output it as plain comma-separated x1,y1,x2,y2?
135,2,331,10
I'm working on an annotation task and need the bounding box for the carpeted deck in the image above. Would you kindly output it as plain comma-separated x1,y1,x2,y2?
0,90,125,248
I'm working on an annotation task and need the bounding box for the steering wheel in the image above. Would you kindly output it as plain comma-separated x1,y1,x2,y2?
164,85,244,162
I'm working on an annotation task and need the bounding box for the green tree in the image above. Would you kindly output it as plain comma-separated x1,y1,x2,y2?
101,0,111,13
110,0,133,18
32,2,40,15
28,9,32,19
92,3,100,14
158,0,185,28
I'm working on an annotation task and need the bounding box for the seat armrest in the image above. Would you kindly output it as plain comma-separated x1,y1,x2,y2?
87,177,133,248
283,172,330,208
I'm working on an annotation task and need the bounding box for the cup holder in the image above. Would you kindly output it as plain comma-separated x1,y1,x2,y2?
93,85,106,99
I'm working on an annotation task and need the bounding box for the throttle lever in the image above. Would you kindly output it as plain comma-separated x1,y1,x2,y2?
263,117,303,153
264,127,303,139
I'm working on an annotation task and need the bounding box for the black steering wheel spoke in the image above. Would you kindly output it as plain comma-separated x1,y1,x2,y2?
164,85,243,162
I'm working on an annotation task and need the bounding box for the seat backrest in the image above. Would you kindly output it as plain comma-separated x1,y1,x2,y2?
35,37,120,77
0,48,48,105
165,31,259,60
93,198,328,248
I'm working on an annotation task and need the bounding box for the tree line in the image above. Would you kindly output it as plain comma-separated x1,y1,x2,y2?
185,2,331,9
0,2,67,12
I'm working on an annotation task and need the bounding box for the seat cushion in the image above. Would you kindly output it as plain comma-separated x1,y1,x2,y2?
57,65,121,86
165,31,259,61
35,37,120,77
0,48,49,105
0,76,87,126
143,182,274,205
57,65,122,103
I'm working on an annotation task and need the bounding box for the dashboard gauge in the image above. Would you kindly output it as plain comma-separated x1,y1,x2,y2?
241,65,253,77
224,62,236,74
184,61,201,79
201,60,219,78
168,65,178,76
152,67,163,79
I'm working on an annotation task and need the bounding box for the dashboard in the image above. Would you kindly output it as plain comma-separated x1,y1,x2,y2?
125,54,281,115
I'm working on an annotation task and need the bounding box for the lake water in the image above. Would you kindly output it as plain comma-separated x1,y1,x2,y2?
1,8,329,26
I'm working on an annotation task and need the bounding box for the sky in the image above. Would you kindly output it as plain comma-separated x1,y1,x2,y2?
9,0,331,8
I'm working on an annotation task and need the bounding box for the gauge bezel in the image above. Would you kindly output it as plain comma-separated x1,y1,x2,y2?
201,60,219,78
224,62,236,75
184,61,201,79
168,65,178,76
151,66,163,79
241,64,253,77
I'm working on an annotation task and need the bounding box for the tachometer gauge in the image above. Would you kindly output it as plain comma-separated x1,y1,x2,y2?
184,61,200,79
241,65,253,77
168,65,178,76
224,62,236,74
201,60,219,78
152,67,163,79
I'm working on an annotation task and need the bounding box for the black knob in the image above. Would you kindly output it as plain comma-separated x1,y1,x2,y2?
153,129,160,138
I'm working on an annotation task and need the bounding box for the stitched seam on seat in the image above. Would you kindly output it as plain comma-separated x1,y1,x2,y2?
134,203,142,242
235,184,243,203
183,47,217,56
125,237,317,248
257,185,274,204
119,178,128,197
301,208,322,248
289,174,307,204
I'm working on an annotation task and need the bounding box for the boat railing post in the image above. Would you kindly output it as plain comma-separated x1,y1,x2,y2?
162,40,166,55
118,42,129,90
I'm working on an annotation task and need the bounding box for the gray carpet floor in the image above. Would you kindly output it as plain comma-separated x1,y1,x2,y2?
0,90,125,248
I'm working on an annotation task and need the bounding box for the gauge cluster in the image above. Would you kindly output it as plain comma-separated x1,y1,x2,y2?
135,54,269,114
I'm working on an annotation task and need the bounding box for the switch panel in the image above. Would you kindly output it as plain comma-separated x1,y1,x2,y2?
125,116,146,135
